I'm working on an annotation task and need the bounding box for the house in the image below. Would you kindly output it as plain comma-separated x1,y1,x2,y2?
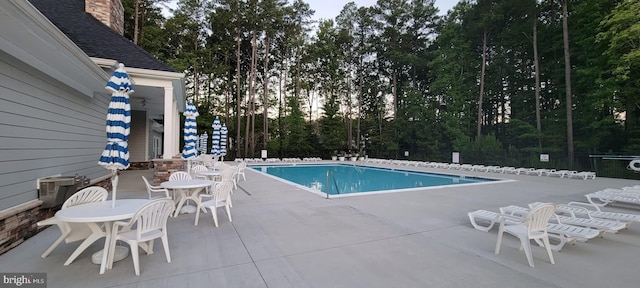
0,0,185,254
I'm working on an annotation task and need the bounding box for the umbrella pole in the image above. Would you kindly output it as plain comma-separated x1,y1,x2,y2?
111,170,118,208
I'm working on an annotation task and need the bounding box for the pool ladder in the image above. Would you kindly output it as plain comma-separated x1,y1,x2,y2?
326,169,340,199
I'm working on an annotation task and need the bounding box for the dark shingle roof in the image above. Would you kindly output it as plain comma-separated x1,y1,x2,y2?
29,0,176,72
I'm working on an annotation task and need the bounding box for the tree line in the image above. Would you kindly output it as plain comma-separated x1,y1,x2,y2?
122,0,640,173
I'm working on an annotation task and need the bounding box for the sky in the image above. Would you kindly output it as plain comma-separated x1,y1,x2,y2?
163,1,460,19
308,0,459,20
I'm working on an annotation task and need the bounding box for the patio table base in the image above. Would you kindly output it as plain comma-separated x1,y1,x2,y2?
91,246,129,265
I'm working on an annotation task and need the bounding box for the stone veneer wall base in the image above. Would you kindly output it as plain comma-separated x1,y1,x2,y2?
0,177,112,256
153,157,186,185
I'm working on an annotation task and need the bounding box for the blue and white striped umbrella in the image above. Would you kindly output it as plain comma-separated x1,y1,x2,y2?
220,123,228,157
199,132,208,155
181,101,199,160
98,63,133,208
210,116,221,157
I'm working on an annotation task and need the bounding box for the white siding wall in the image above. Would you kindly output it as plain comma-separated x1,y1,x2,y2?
0,51,110,210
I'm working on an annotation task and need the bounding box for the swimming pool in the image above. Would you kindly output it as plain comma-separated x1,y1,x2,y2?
251,164,501,197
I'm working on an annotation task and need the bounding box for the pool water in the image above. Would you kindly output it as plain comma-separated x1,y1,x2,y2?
252,164,496,197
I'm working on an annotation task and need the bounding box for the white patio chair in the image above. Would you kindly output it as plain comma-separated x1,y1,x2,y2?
108,199,175,276
194,180,234,227
469,209,599,251
190,164,209,180
236,161,247,182
141,176,170,200
495,203,556,268
567,171,596,180
169,171,192,181
217,166,238,189
37,186,108,258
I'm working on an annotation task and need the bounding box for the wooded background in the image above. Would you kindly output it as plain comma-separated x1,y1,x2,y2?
122,0,640,177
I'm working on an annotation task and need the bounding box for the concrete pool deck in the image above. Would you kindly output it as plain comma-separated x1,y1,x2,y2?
2,161,640,287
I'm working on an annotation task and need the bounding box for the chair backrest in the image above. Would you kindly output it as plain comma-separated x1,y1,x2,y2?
199,154,213,167
525,203,555,238
169,171,192,181
62,186,108,209
130,199,175,240
212,180,234,202
221,167,237,181
191,165,208,178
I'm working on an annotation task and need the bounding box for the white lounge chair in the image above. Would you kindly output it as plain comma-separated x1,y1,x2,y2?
468,209,599,251
526,169,556,176
501,205,626,234
459,164,474,171
495,203,556,268
470,165,488,171
567,171,596,180
586,190,640,207
484,166,502,172
530,201,640,228
562,202,640,228
499,167,517,174
514,167,535,175
546,170,576,178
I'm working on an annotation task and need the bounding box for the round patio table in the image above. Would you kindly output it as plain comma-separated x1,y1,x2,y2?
160,179,213,217
196,169,222,181
55,199,151,274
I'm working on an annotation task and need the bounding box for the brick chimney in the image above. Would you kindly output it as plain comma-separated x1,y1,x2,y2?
85,0,124,35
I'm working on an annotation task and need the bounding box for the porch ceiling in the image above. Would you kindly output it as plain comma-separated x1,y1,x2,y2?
130,85,164,122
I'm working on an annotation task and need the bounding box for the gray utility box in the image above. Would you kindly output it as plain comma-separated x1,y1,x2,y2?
38,176,89,208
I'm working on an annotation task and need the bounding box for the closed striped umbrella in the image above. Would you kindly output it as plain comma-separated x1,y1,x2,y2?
199,132,208,155
98,63,133,208
220,123,228,158
181,101,199,160
210,116,221,158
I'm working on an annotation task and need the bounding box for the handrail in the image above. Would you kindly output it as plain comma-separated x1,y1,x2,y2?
326,169,339,199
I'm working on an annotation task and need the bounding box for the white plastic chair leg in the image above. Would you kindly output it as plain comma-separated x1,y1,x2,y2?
161,234,171,263
146,239,155,254
225,204,232,223
542,237,555,264
210,206,219,227
495,225,504,255
129,240,140,276
521,238,535,268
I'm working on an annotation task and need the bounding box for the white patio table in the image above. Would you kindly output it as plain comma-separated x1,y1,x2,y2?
160,179,213,217
196,169,222,181
55,199,151,274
